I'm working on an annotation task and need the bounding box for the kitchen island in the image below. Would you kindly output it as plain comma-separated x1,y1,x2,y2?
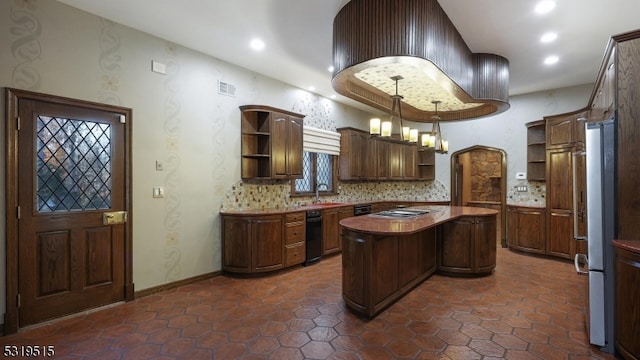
340,205,498,317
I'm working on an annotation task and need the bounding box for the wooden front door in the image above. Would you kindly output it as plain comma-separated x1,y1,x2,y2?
5,89,133,333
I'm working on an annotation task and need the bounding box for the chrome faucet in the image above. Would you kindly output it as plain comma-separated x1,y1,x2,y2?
315,183,329,203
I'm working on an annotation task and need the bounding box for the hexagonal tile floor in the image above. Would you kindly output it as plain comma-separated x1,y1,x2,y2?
0,248,616,359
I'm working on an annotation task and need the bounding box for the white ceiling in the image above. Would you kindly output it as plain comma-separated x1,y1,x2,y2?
56,0,639,115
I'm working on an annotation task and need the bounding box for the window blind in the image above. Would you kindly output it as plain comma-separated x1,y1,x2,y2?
303,126,341,155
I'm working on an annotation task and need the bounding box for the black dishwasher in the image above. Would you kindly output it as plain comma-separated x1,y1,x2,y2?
354,204,372,216
304,210,322,266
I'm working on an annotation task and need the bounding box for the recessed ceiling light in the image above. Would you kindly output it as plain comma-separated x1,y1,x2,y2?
328,66,335,72
249,38,265,51
544,55,559,65
535,0,556,14
540,32,558,43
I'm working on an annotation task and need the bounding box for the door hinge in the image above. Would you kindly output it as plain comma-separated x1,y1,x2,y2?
17,206,21,219
17,294,21,308
16,116,21,130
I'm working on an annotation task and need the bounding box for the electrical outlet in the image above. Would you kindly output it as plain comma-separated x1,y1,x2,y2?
155,160,164,171
515,172,526,180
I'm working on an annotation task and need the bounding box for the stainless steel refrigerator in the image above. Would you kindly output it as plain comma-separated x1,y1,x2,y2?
574,117,616,353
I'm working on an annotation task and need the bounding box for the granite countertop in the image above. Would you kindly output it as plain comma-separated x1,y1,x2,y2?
613,239,640,255
339,205,498,235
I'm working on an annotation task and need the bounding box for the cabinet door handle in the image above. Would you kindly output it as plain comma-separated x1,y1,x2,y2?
574,253,589,275
572,151,587,241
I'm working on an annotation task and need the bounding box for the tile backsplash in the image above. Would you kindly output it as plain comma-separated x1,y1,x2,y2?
507,180,546,207
220,179,546,211
220,180,450,211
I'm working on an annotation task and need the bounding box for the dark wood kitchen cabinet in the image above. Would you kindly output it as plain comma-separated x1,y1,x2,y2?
388,141,404,180
546,115,576,148
341,227,437,317
507,206,545,254
590,48,616,122
514,110,587,261
222,214,284,273
546,112,586,149
284,212,306,267
389,142,404,180
438,215,497,275
372,138,389,179
272,112,303,178
339,128,369,180
404,144,417,179
240,105,304,180
615,244,640,360
546,144,583,260
387,141,418,180
337,127,421,181
323,206,354,255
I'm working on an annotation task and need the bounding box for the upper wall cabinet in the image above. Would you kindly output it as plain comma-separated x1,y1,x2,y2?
337,127,433,181
240,105,304,180
338,128,369,180
590,47,617,122
545,112,587,149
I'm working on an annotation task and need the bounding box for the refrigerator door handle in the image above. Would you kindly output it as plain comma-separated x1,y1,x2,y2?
573,151,587,241
574,253,589,275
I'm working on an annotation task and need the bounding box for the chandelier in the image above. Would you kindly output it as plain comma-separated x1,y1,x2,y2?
369,76,418,142
421,100,449,153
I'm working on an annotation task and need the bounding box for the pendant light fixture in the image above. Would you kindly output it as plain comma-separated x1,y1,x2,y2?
369,75,418,142
424,100,448,153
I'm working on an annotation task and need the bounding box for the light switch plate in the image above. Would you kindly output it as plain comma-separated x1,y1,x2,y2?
153,187,165,198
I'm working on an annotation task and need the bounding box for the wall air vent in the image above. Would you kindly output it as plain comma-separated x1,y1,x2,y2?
218,81,236,97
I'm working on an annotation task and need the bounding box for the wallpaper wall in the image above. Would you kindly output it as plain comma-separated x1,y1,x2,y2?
0,0,594,324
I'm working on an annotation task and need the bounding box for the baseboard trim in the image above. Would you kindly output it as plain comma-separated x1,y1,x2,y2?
134,271,221,299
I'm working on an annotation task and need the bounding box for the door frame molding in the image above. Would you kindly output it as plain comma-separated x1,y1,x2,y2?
4,88,134,334
450,145,507,248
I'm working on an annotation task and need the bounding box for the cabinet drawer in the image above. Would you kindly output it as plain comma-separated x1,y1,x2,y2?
285,243,305,266
285,223,305,245
286,212,305,223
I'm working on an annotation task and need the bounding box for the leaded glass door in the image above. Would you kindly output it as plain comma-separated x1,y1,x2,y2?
6,89,132,332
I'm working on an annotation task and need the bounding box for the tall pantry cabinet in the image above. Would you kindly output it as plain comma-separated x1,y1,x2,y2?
606,31,640,360
544,112,586,260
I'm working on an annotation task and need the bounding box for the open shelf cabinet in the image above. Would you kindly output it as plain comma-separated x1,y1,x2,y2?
526,120,546,181
417,146,436,180
241,109,272,179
